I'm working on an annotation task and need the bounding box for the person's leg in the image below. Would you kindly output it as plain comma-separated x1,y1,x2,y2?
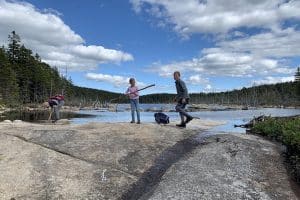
135,99,141,123
180,103,193,124
130,99,135,122
54,105,59,121
57,100,64,120
175,103,186,124
181,105,193,119
55,100,65,121
176,103,193,126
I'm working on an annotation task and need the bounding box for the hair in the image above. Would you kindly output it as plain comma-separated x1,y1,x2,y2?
129,78,135,84
174,71,181,77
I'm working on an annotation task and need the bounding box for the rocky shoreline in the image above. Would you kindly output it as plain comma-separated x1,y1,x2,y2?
0,120,299,199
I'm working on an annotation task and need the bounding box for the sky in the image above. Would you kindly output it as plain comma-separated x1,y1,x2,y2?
0,0,299,94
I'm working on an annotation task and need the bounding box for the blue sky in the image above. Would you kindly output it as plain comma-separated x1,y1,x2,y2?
0,0,299,94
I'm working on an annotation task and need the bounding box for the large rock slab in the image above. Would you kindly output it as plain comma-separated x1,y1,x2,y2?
1,120,297,200
0,119,218,199
146,134,299,200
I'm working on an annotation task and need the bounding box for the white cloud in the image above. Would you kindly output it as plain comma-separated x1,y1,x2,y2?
86,73,146,88
205,84,212,90
203,84,213,93
187,75,209,85
218,27,300,58
147,22,299,79
149,49,293,78
130,0,300,35
72,45,133,63
132,0,299,80
0,0,133,71
252,76,294,86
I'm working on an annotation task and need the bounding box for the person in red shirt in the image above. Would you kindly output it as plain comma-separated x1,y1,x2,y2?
48,94,65,122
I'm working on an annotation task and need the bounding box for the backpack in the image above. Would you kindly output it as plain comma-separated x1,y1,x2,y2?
48,98,58,107
154,112,170,124
48,95,64,108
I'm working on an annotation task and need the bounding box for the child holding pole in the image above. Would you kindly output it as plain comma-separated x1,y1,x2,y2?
125,78,141,124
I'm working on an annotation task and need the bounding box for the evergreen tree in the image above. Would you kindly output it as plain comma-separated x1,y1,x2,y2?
0,46,19,106
296,67,300,98
295,67,300,82
7,31,21,63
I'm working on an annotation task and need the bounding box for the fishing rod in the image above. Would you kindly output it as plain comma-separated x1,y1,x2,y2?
128,84,155,94
109,84,156,103
109,84,155,111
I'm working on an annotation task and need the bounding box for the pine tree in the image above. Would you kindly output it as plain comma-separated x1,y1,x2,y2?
295,67,300,82
7,31,21,63
0,46,19,106
296,67,300,99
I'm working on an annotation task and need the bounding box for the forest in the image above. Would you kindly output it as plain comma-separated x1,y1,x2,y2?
140,81,300,106
0,31,299,108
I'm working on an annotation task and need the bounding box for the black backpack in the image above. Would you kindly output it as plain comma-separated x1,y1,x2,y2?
154,112,170,124
48,98,58,108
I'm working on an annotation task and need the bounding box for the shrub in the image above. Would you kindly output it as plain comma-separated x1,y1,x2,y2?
251,116,300,183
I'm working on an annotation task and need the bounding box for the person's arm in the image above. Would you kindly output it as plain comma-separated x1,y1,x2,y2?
174,82,179,102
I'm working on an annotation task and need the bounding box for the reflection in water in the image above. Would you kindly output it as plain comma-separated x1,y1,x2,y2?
0,110,94,122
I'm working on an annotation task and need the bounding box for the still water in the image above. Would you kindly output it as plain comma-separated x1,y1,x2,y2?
71,104,300,133
1,104,299,133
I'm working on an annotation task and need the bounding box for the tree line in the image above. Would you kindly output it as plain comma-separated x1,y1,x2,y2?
140,70,300,106
0,31,299,108
140,81,299,106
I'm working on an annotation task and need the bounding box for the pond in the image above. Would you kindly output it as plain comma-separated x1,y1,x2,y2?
71,105,300,133
1,105,300,133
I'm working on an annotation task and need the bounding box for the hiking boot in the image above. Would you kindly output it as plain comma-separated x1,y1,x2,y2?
185,116,193,124
176,123,186,128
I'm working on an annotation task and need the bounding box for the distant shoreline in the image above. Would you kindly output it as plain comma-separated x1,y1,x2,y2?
1,103,299,115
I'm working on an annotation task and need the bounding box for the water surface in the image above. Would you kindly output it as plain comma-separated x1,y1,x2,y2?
71,105,300,133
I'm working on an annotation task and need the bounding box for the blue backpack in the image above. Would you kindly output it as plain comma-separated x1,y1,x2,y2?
154,112,170,124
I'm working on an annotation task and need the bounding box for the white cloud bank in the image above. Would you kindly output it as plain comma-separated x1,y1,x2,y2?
252,76,294,86
86,73,146,88
0,0,133,71
130,0,300,35
132,0,300,86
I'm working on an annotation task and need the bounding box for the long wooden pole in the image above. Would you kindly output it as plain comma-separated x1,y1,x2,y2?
109,84,155,103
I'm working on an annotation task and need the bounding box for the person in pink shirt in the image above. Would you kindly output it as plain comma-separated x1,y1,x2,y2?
125,78,141,124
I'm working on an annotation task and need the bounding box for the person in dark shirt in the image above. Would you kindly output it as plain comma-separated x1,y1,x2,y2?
173,71,193,128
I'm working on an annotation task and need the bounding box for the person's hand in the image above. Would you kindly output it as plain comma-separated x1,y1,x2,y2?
182,98,186,103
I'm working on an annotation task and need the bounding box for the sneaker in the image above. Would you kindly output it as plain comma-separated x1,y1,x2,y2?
130,121,135,123
185,116,193,124
176,123,186,128
137,121,141,124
